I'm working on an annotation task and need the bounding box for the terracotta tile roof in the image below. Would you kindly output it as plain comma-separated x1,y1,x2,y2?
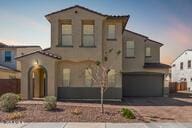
0,64,20,72
143,63,171,69
16,50,61,60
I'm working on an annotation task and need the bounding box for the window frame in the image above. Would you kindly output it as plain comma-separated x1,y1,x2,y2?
126,41,135,58
81,20,95,47
107,24,116,40
60,20,73,47
180,62,184,70
85,68,93,87
145,47,151,57
4,51,12,62
108,69,116,87
188,60,191,69
62,68,71,87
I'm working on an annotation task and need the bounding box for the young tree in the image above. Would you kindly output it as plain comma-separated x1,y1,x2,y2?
87,48,121,113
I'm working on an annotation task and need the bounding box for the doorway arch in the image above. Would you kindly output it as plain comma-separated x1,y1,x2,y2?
28,65,47,99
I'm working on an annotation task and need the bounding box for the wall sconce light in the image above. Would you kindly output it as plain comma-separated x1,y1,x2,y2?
34,59,39,65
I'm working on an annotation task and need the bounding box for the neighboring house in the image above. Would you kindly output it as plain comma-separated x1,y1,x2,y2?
16,5,170,100
171,49,192,91
0,42,41,79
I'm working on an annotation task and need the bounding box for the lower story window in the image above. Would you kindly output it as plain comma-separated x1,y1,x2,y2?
108,69,116,86
85,68,92,86
63,68,70,87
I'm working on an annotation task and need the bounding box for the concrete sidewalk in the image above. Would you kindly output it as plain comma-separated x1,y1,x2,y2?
0,122,192,128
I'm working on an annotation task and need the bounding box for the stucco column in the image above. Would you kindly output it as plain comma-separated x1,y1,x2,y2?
163,73,170,97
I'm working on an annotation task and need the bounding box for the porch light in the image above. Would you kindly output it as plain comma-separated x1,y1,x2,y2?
34,59,39,65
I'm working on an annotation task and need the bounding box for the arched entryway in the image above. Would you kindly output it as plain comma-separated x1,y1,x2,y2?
28,65,47,99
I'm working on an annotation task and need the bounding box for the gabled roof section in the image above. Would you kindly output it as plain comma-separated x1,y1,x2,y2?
147,39,163,46
125,29,164,46
125,30,148,38
45,5,106,17
171,49,192,64
15,50,61,60
45,5,129,30
45,5,129,18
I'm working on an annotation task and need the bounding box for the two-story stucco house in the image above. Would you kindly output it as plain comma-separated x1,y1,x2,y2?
0,42,41,79
16,5,170,100
171,49,192,91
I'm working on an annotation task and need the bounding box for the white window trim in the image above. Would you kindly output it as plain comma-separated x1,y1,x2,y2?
107,24,116,39
126,41,135,57
82,24,95,47
145,47,151,57
85,68,93,87
63,68,71,87
108,69,116,87
61,24,72,46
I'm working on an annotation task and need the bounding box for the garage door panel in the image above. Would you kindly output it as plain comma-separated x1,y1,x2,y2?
123,73,163,97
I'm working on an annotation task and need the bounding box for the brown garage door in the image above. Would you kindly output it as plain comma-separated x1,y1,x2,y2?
123,73,164,97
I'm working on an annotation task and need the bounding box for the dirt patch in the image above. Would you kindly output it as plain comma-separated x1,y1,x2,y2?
0,104,140,122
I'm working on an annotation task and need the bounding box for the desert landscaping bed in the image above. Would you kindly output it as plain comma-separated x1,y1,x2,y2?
0,104,141,122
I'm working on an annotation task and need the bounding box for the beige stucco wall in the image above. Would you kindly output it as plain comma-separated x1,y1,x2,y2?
122,30,165,73
17,53,57,99
16,47,41,71
47,7,106,62
123,31,146,72
56,60,122,88
145,40,161,63
46,7,124,89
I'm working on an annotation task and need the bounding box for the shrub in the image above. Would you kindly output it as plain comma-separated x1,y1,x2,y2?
121,108,135,119
16,94,22,101
0,93,20,112
7,112,23,120
44,96,57,111
71,108,82,115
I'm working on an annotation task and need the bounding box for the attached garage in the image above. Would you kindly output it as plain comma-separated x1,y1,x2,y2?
122,72,164,97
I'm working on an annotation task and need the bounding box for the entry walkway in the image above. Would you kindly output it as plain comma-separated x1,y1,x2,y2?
0,122,192,128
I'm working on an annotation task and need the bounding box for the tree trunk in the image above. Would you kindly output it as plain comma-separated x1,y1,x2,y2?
101,86,104,113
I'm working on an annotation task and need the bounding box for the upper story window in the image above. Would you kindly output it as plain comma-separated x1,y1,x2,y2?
108,69,116,86
85,68,92,86
82,20,94,47
107,25,116,39
180,62,183,70
126,41,135,57
63,68,71,87
61,22,72,46
4,51,12,62
145,47,151,57
188,60,191,68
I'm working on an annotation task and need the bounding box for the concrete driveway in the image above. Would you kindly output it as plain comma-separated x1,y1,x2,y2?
124,92,192,122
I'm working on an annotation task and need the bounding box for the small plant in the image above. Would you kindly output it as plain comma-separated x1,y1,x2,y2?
71,108,82,115
44,96,57,111
7,112,23,120
121,108,135,119
0,93,20,112
16,94,22,101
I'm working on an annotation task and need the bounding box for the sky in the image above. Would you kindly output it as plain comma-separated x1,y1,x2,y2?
0,0,192,64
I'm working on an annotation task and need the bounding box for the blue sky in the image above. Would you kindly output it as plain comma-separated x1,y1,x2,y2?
0,0,192,64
